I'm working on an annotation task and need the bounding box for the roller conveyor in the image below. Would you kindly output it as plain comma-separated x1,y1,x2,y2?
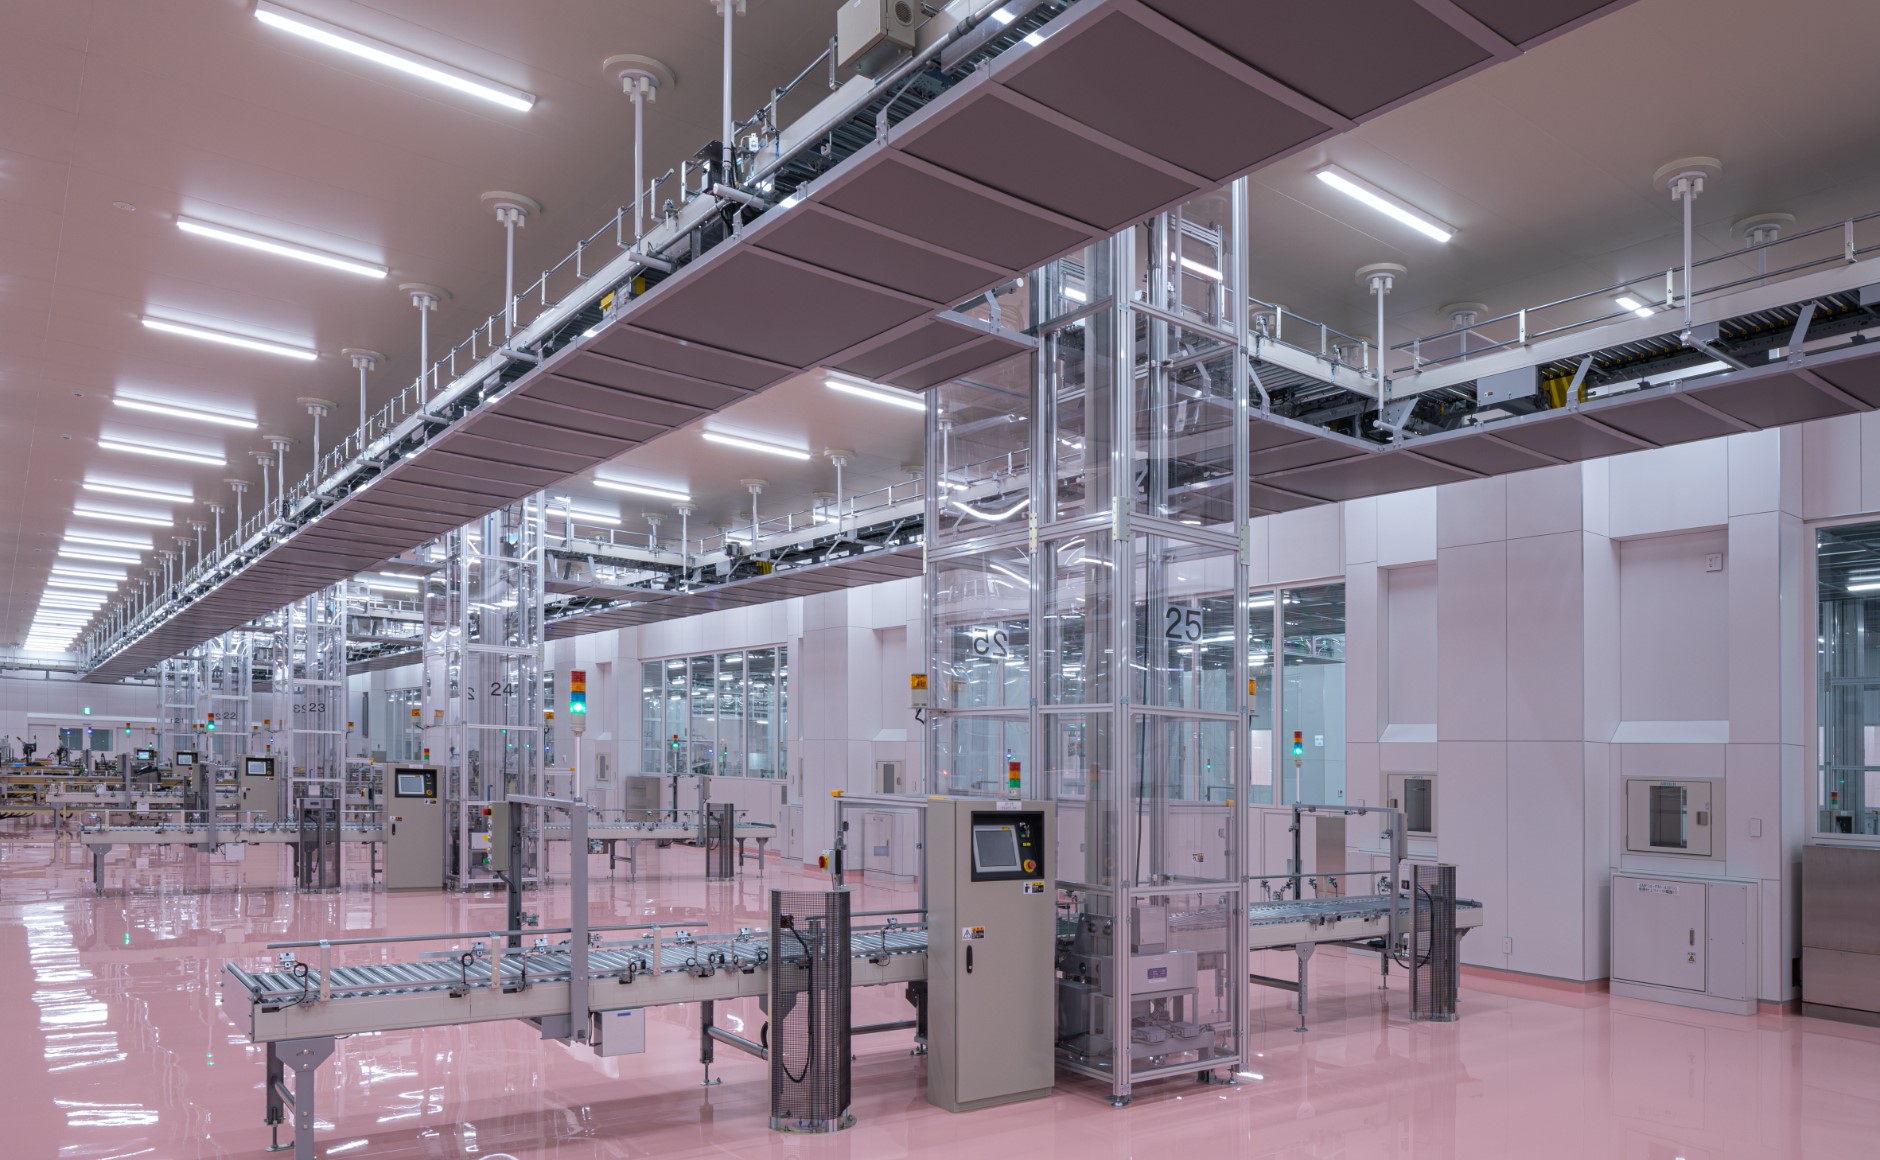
536,818,778,877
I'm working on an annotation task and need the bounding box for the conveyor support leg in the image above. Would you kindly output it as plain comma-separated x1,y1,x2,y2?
91,844,110,894
699,999,722,1086
264,1035,335,1160
1295,943,1315,1033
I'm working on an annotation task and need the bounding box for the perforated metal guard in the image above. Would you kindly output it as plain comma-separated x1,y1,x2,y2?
768,889,853,1132
1409,863,1459,1023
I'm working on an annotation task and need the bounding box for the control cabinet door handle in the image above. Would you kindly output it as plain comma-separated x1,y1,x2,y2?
1688,928,1694,947
966,946,974,974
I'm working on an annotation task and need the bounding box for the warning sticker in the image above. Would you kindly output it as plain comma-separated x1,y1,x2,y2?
1023,881,1045,894
961,926,985,941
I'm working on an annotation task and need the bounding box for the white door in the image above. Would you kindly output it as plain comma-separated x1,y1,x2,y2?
1613,876,1706,991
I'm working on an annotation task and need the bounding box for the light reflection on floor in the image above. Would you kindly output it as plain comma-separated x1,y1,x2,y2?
2,814,1878,1158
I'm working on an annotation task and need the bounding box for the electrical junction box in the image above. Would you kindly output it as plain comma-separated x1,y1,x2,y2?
838,0,918,76
1611,873,1758,1014
1387,773,1436,838
593,1008,646,1057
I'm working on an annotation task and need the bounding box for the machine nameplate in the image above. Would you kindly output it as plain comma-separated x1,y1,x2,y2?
995,800,1020,811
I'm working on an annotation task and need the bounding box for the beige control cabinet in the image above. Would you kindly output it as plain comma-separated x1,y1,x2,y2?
926,797,1055,1112
381,764,445,890
239,756,280,824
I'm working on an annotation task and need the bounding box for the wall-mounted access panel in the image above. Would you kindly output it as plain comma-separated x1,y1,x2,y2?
1801,843,1880,1024
1611,873,1757,1014
1387,773,1436,838
1624,778,1717,857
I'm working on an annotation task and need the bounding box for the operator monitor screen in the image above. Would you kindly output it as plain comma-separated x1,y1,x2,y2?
134,748,155,762
394,769,431,798
244,758,272,776
175,751,197,768
971,825,1023,875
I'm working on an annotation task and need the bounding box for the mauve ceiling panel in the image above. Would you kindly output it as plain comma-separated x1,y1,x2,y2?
1453,0,1631,44
902,96,1198,231
836,319,976,381
583,320,785,390
626,248,931,367
1586,394,1745,447
1264,451,1476,502
545,351,747,412
530,375,712,433
1002,8,1328,182
822,155,1088,270
461,411,670,460
753,207,997,304
1802,350,1880,408
886,335,1033,391
1490,415,1648,461
1688,372,1861,429
1140,0,1489,120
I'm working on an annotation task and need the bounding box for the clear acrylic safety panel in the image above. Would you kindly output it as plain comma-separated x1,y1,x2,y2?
1044,711,1114,888
931,547,1031,711
935,714,1029,799
1131,713,1235,884
931,354,1032,542
1279,583,1345,805
1130,538,1238,713
1041,531,1118,707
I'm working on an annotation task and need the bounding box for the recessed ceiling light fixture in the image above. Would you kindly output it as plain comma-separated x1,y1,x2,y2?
65,532,148,549
176,216,387,279
254,1,536,113
83,481,193,503
362,576,420,592
98,438,228,466
1849,582,1880,593
140,317,317,361
52,565,127,580
60,548,143,564
1314,166,1454,243
47,578,119,592
825,376,926,412
567,509,622,526
72,506,172,528
1614,295,1657,319
701,431,812,460
594,479,691,503
113,397,258,429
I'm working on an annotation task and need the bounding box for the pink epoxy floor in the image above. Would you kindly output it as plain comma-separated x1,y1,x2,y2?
4,816,1880,1160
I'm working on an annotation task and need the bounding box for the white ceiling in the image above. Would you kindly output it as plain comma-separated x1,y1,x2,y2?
10,0,1880,654
0,0,843,648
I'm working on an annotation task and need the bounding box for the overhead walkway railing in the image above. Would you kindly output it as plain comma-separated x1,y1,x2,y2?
78,0,1066,676
80,0,1648,678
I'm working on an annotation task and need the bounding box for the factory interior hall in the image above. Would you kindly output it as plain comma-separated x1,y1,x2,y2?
8,0,1880,1156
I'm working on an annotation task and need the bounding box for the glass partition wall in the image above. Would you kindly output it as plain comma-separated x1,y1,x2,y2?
926,188,1251,1104
639,648,788,778
1816,522,1880,836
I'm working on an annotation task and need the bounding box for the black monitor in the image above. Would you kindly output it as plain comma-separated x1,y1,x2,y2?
971,825,1023,874
174,750,198,768
244,757,274,777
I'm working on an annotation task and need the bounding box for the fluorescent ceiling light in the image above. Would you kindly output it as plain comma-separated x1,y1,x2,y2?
701,431,811,460
952,496,1031,522
1848,582,1880,593
113,397,258,430
99,438,228,466
47,578,119,592
83,481,193,503
1062,287,1088,303
52,565,127,580
254,2,536,112
140,317,317,361
1178,256,1223,281
363,578,419,592
1314,166,1454,243
65,533,148,548
594,479,691,503
826,377,926,413
73,506,172,528
1614,295,1657,319
568,510,622,526
176,217,386,279
60,548,142,564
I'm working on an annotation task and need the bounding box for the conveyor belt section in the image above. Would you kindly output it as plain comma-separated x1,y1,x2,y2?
537,821,776,838
78,823,385,846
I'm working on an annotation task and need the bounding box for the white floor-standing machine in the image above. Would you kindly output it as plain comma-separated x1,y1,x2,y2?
381,764,444,890
925,797,1056,1111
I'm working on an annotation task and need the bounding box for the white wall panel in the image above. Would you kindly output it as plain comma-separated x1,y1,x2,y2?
1617,530,1728,724
1344,495,1377,565
1437,475,1507,549
1727,428,1783,517
1247,514,1272,588
1607,439,1729,539
1725,743,1782,882
1506,462,1583,540
1582,531,1620,743
1344,562,1380,745
1802,414,1860,519
1582,458,1610,538
1437,541,1507,742
1440,740,1508,970
1268,503,1343,583
1384,564,1437,729
1583,741,1612,979
1507,532,1582,742
1377,488,1437,566
1507,740,1586,978
1727,513,1782,744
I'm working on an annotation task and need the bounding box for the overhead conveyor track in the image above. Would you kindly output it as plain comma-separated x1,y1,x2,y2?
79,0,1640,681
